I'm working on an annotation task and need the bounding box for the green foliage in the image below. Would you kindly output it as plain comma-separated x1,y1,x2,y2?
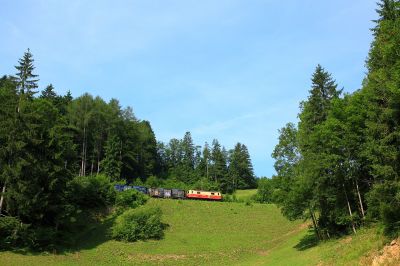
111,207,165,242
145,175,162,188
366,180,400,237
12,48,39,97
222,194,241,202
115,189,149,210
136,121,158,178
192,177,220,191
67,175,116,209
162,178,189,190
271,123,299,194
254,178,274,203
156,132,256,193
101,135,122,181
225,143,256,193
0,216,30,249
270,0,400,239
132,178,145,186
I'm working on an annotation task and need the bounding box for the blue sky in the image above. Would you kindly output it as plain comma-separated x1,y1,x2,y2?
0,0,378,177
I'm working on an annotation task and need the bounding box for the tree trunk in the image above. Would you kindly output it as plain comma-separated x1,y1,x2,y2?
355,179,365,219
81,126,88,176
83,127,87,176
80,126,86,176
206,161,209,179
0,183,6,215
343,183,357,234
309,207,321,240
119,140,123,161
90,160,94,176
97,157,100,175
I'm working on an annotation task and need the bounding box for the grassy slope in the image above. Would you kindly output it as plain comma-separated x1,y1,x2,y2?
0,199,387,265
234,189,257,201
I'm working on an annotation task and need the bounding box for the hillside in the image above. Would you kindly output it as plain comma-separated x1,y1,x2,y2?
0,198,390,265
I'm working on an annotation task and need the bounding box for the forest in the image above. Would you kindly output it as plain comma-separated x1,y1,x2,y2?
0,48,256,248
266,0,400,240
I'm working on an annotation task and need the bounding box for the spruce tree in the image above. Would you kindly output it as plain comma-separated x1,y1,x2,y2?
40,84,57,100
102,135,122,181
282,65,344,237
13,48,39,98
197,142,211,179
210,139,228,188
362,0,400,235
0,76,18,215
137,121,157,178
182,132,195,169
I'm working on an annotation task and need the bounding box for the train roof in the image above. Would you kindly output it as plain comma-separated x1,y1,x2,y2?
188,189,222,193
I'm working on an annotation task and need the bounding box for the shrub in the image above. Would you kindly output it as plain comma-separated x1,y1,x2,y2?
0,216,31,249
162,178,188,190
254,178,274,203
244,199,253,206
222,194,242,203
145,175,161,188
111,207,165,242
67,174,116,209
132,178,145,186
115,189,149,210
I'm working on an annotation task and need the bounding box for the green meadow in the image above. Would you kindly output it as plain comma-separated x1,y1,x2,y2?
0,197,387,265
234,189,257,202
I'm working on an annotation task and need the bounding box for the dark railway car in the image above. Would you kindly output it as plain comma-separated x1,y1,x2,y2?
114,184,124,192
114,184,133,192
149,188,165,198
164,189,172,198
171,189,185,199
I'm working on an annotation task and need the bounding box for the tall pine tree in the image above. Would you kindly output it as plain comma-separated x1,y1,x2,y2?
13,48,39,98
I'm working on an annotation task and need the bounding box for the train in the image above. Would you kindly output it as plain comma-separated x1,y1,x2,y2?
114,185,222,201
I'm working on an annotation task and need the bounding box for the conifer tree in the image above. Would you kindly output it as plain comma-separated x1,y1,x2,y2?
40,84,57,99
137,121,158,178
182,132,195,169
0,76,18,215
362,0,400,235
197,142,211,179
13,48,39,98
102,135,122,181
210,139,228,186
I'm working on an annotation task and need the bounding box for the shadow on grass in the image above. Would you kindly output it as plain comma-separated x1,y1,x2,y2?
68,214,117,252
8,210,118,256
294,231,319,251
8,208,169,256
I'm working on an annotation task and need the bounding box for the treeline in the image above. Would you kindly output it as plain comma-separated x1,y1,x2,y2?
156,134,256,193
0,47,256,248
268,0,400,238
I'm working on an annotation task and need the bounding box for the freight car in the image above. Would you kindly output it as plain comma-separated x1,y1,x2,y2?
171,189,185,199
114,185,148,194
148,187,164,198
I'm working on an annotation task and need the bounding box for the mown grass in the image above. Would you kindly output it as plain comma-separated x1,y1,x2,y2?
0,199,387,265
